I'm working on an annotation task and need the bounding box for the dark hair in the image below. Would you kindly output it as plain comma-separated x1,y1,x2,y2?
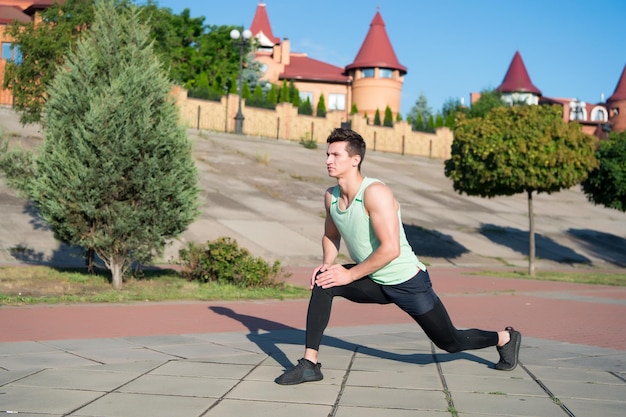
326,128,366,170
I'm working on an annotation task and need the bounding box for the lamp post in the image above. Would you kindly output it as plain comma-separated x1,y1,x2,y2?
230,28,252,135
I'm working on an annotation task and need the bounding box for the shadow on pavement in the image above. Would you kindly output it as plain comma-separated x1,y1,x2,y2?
478,224,591,265
567,228,626,267
403,224,468,259
209,306,493,372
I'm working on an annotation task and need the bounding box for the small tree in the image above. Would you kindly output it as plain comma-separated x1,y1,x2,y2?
414,113,424,131
373,109,381,126
582,131,626,212
316,94,327,117
279,80,290,103
267,84,278,105
350,103,359,115
435,113,444,128
445,105,597,276
299,97,313,115
31,1,200,288
383,105,393,127
427,114,435,132
289,81,301,107
241,80,251,100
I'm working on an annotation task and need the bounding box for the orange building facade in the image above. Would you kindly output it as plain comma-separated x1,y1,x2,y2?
0,0,55,106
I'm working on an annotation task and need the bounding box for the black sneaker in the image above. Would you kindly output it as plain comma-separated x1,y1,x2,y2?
495,326,522,371
275,358,323,385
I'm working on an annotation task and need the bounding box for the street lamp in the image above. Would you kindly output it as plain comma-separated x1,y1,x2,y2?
230,28,252,135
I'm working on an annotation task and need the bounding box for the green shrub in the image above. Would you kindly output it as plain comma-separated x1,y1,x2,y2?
178,237,285,287
299,135,318,149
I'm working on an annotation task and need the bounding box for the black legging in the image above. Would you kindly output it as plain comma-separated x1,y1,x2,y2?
306,268,498,353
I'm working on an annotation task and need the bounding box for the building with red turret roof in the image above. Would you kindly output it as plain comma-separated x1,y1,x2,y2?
607,65,626,133
496,51,541,105
250,3,405,122
473,50,623,138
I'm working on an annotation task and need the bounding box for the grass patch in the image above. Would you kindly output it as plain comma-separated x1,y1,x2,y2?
0,266,310,306
472,270,626,286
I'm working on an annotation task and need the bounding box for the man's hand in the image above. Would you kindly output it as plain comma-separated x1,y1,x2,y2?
313,264,353,289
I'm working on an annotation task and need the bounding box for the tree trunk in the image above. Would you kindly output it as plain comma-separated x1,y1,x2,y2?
85,248,95,274
110,256,124,290
527,189,536,277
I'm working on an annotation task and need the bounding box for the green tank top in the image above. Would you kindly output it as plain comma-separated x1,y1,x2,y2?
330,177,426,285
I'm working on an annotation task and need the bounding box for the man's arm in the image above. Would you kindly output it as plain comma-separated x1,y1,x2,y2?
315,182,401,288
312,187,342,287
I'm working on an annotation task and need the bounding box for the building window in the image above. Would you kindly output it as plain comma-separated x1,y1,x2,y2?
591,107,607,122
328,94,346,111
569,101,586,121
361,68,374,78
1,42,22,63
299,91,313,104
611,107,619,117
379,68,393,79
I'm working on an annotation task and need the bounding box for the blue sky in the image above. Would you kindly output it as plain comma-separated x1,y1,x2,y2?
150,0,626,117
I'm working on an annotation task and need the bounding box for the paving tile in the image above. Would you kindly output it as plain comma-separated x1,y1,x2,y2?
117,374,236,397
207,398,332,417
339,385,448,411
562,398,626,417
451,391,564,416
7,368,140,391
70,392,215,417
0,386,103,415
150,360,254,379
226,379,339,405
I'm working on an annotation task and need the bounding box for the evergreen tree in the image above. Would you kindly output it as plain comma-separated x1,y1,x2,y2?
279,80,290,103
241,80,251,100
316,94,327,117
435,113,444,128
267,84,278,105
415,113,424,131
298,97,313,115
373,108,381,126
427,114,435,132
288,81,301,106
350,103,359,115
32,1,200,288
248,83,264,107
383,105,393,127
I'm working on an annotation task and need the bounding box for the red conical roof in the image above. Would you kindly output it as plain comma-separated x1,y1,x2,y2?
496,51,542,95
345,11,406,74
250,2,280,46
607,64,626,102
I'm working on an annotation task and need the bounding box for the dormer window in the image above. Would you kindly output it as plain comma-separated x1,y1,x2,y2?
379,68,393,79
362,68,375,78
591,107,607,122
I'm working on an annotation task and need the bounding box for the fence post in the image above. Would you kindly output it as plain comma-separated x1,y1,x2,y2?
276,117,280,139
429,139,432,159
197,105,201,130
402,135,405,155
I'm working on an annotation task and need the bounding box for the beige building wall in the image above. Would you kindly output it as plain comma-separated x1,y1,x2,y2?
174,87,452,160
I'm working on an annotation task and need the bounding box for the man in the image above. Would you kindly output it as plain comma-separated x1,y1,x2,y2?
275,128,521,385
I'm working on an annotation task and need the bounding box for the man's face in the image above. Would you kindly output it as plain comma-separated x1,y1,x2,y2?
326,141,359,178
